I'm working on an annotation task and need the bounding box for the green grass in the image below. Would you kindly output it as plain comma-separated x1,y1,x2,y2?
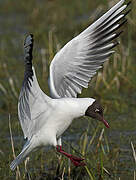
0,0,136,179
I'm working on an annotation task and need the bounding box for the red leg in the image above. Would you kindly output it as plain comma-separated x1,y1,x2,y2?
56,145,86,167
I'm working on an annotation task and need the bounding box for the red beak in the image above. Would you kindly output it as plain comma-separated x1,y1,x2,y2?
102,118,110,128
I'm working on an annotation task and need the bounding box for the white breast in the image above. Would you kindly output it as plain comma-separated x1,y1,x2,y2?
48,97,95,137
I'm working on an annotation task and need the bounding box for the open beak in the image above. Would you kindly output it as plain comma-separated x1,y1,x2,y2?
102,118,110,128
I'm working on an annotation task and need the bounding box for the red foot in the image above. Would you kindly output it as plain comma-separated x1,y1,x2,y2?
56,145,86,167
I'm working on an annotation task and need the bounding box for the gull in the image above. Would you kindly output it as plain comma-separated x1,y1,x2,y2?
10,0,130,171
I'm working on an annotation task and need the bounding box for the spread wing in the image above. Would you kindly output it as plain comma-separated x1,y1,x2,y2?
49,0,130,98
18,34,51,139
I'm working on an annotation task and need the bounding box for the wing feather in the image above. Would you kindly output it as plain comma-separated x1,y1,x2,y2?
18,35,51,139
49,0,130,98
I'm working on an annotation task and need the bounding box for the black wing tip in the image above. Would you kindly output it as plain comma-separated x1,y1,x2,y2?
127,1,131,7
113,41,119,48
124,9,131,17
119,18,127,28
116,30,124,38
24,34,34,48
26,33,34,39
23,33,34,86
29,33,34,37
24,33,34,60
28,34,34,41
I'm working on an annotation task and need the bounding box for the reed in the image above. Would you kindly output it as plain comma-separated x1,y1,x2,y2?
9,114,21,180
0,0,135,179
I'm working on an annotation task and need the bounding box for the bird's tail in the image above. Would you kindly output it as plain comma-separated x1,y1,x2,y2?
10,139,33,171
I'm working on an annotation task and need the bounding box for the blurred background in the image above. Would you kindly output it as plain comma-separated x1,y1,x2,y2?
0,0,135,179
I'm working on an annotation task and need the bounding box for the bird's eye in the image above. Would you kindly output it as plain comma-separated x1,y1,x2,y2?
95,108,99,112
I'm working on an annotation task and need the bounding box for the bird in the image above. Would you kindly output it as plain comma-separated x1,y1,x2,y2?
10,0,130,171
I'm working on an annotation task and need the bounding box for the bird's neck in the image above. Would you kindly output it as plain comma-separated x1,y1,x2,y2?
67,98,95,118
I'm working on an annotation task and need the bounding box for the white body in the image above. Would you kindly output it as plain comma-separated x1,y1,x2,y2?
31,98,95,147
10,97,95,170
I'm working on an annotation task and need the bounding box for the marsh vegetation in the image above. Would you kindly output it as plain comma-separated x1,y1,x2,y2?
0,0,136,179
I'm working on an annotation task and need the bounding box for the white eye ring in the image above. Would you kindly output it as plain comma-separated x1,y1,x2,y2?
95,108,99,112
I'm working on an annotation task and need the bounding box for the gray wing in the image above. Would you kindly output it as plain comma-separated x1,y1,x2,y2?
18,34,51,139
49,0,130,98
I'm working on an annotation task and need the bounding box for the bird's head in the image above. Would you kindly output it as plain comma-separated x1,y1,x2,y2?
85,100,110,128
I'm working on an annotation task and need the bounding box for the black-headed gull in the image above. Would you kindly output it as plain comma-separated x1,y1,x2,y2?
10,0,130,170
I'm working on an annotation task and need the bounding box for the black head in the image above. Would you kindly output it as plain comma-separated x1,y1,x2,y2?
85,100,109,128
